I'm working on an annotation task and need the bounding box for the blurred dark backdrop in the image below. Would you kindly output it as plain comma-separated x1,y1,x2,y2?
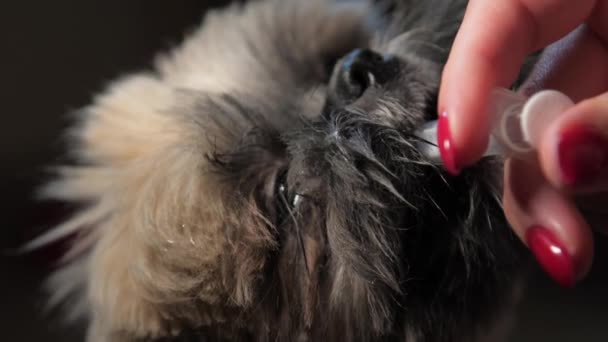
0,1,606,341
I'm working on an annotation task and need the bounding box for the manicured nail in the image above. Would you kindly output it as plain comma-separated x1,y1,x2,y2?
437,111,460,175
526,226,576,288
558,125,608,187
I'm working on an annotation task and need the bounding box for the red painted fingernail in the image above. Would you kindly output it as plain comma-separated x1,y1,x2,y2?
558,125,608,187
437,111,460,175
526,226,576,288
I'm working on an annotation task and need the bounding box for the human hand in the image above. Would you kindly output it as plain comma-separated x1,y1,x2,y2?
438,0,608,287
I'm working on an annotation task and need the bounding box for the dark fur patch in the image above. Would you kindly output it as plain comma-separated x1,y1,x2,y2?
174,0,530,340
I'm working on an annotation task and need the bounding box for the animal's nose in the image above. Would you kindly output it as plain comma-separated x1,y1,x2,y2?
327,48,397,108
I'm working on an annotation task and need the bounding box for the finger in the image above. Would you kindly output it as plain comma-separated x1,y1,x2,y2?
538,92,608,193
438,0,598,174
503,158,594,287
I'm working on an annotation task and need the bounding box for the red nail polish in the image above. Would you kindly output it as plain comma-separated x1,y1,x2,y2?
526,226,576,288
437,111,460,175
558,126,608,187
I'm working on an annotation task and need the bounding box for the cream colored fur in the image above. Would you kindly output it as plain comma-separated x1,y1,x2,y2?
32,0,370,340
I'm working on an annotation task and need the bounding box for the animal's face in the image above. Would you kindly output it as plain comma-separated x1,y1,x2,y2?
38,1,528,341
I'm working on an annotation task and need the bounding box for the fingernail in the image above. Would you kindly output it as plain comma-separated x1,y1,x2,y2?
525,226,576,288
558,125,608,187
437,111,460,175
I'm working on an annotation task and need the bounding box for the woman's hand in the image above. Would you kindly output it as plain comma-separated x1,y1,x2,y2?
438,0,608,286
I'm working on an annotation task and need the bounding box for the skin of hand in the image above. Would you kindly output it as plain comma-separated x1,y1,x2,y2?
438,0,608,287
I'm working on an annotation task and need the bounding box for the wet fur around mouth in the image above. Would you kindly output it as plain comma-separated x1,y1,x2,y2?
30,0,535,341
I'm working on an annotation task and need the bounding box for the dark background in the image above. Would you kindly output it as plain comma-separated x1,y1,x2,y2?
1,1,606,341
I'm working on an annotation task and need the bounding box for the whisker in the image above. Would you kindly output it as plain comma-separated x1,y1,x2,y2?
278,191,310,278
421,188,447,220
414,136,438,148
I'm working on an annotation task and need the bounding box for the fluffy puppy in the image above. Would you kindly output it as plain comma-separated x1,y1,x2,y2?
32,0,533,341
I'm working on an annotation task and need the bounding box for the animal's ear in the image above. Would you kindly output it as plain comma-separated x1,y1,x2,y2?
26,73,182,259
78,75,179,164
35,72,239,340
28,73,188,255
41,68,291,339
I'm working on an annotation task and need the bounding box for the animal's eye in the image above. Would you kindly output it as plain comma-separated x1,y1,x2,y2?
273,170,302,225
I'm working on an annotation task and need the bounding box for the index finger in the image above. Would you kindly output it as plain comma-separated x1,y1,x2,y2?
438,0,597,174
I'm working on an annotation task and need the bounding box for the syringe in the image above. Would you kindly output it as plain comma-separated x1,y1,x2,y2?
416,88,575,164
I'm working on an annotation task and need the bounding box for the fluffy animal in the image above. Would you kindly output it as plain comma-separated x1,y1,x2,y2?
32,0,536,340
